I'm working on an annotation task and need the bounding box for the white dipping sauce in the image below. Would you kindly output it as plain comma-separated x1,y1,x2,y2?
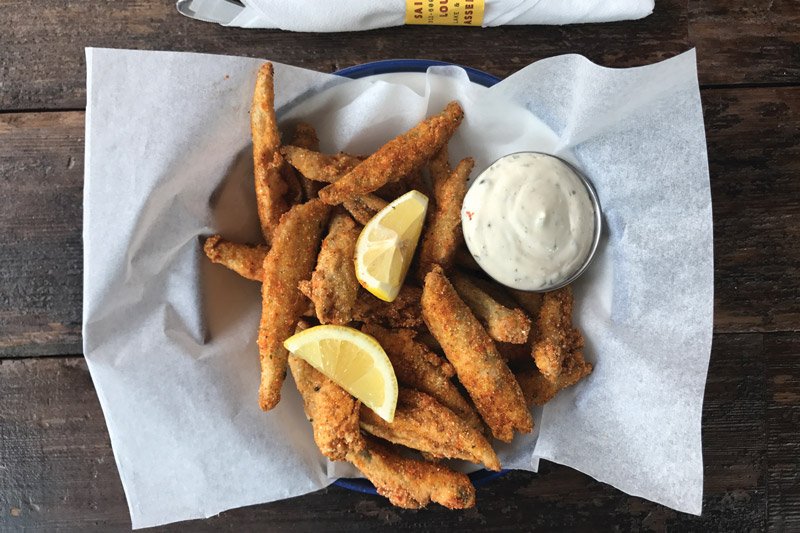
461,152,596,291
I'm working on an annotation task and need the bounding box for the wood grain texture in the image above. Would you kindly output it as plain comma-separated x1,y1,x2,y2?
0,0,688,111
765,334,800,530
0,333,786,531
0,112,84,357
689,0,800,86
2,87,797,355
706,87,800,332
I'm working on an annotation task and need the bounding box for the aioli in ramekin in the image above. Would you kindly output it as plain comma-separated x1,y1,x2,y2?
461,152,599,291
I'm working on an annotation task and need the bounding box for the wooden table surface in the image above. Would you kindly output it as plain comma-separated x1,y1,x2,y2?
1,1,798,530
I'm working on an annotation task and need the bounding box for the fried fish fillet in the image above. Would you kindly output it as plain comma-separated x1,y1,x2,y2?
289,123,322,200
417,153,473,278
351,285,424,329
422,265,532,442
342,194,388,225
252,63,295,243
306,213,360,325
516,351,592,406
289,122,319,151
319,102,464,205
288,354,363,460
281,146,362,183
203,235,268,282
508,289,543,318
362,324,482,432
533,286,585,383
282,146,397,222
257,199,331,411
451,272,531,344
347,437,475,509
359,389,499,471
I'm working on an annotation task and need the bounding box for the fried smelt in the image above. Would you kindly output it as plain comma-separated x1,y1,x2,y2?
508,289,543,317
533,286,585,384
516,351,592,406
352,286,424,329
307,213,360,325
417,157,474,279
203,235,268,282
515,369,559,406
406,331,456,377
428,145,450,185
288,354,364,460
319,102,465,205
289,123,322,199
360,389,499,471
258,199,331,411
422,265,532,442
252,63,292,243
362,325,482,432
342,194,388,225
281,146,362,183
347,437,475,509
290,122,319,151
451,273,531,344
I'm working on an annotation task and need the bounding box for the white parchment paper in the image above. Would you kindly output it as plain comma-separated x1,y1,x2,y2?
83,48,712,529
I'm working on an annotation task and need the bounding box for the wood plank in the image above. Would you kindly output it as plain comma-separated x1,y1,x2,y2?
705,87,800,332
0,0,688,111
765,334,800,530
689,0,800,86
2,87,798,356
0,112,84,357
0,333,772,530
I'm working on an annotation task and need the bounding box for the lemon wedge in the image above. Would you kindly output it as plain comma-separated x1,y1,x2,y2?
355,189,428,302
284,325,398,422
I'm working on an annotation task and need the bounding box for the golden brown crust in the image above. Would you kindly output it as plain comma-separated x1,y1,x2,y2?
359,389,499,471
252,63,293,243
203,235,268,281
347,437,475,509
352,286,424,329
516,356,592,406
288,355,363,461
362,325,483,432
417,157,473,279
319,102,464,205
289,123,322,200
508,289,544,317
257,199,331,411
342,194,388,225
290,122,319,151
308,213,360,325
281,146,362,183
421,265,532,442
533,287,580,383
451,272,531,344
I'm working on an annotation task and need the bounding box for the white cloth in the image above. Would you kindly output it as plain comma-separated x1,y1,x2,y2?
176,0,654,31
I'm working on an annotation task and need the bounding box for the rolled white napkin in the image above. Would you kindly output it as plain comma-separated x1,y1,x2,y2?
177,0,654,31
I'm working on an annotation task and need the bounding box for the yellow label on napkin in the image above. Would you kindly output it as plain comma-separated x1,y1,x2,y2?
405,0,484,26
